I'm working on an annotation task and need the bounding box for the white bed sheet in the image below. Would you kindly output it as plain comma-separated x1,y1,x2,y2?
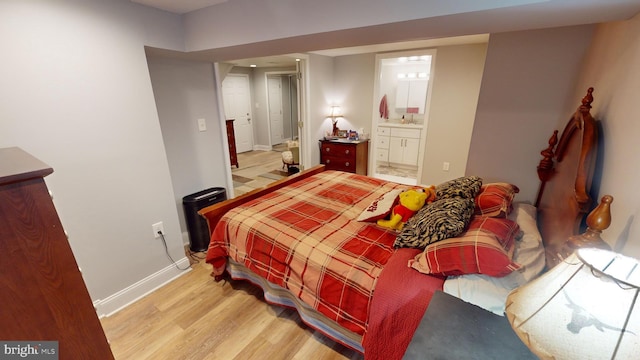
443,203,546,315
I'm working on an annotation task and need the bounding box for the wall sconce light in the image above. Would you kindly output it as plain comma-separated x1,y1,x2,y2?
506,248,640,359
329,105,342,136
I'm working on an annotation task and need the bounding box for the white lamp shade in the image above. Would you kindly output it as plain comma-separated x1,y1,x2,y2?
506,248,640,360
330,105,342,118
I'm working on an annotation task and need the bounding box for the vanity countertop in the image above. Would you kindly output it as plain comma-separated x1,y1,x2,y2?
378,122,423,129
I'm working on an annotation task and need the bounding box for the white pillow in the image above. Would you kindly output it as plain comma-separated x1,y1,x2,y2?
443,203,546,315
356,189,402,222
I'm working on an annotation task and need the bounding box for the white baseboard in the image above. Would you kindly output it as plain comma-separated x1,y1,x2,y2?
253,144,272,151
93,257,192,318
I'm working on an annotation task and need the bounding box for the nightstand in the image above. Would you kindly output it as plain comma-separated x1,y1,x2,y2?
403,291,536,360
319,139,369,175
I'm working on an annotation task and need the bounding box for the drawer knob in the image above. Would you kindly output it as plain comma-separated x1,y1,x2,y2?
345,162,350,167
326,159,331,164
345,149,350,155
325,147,330,152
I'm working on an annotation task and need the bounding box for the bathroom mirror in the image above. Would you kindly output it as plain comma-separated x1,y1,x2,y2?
376,50,435,124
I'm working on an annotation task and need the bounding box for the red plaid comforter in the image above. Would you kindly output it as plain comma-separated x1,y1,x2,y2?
206,171,408,335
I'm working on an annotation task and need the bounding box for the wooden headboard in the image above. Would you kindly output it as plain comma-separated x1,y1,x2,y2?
535,87,600,266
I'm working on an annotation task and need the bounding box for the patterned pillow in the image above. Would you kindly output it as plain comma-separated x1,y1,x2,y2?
436,176,483,200
475,183,519,218
408,217,522,277
394,197,474,248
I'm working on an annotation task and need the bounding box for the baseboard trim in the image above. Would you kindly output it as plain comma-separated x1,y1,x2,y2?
253,144,272,151
94,257,192,318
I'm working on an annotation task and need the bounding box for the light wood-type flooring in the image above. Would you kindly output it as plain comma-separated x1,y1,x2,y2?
100,255,363,359
231,146,292,196
101,147,363,359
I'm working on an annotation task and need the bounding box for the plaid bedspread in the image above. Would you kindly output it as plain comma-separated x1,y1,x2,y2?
206,171,408,335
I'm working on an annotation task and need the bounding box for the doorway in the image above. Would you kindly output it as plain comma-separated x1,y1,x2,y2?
267,73,299,146
370,50,436,185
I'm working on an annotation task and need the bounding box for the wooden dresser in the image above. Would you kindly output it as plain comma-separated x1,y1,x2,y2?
226,119,239,168
0,147,114,359
319,139,369,175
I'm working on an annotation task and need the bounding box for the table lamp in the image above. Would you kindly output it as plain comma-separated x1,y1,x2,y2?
505,248,640,359
329,105,342,136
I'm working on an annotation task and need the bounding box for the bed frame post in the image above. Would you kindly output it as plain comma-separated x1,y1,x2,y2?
535,130,558,207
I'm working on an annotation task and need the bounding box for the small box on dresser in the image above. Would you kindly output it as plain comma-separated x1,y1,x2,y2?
319,139,369,175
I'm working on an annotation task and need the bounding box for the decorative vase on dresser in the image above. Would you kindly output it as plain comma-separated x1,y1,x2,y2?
0,147,114,359
319,139,369,175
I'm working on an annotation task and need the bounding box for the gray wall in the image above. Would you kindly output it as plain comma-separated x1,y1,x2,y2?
146,57,229,242
467,25,596,204
0,0,188,313
571,13,640,258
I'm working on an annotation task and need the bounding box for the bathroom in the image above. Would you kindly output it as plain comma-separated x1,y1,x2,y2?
371,50,435,185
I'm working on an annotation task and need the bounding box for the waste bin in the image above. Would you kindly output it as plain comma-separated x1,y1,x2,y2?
182,187,227,252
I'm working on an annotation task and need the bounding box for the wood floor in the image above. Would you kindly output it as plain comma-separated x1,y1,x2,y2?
231,146,291,196
100,253,363,360
101,148,363,360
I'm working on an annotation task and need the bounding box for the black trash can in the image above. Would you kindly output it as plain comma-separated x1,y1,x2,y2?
182,187,227,252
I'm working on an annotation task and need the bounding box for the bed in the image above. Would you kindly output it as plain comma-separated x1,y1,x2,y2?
200,87,606,359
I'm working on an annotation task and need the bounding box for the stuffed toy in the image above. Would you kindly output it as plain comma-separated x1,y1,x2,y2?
377,186,436,230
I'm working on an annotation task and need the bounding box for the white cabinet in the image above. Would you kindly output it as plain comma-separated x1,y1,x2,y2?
395,79,428,114
388,128,421,166
376,127,390,162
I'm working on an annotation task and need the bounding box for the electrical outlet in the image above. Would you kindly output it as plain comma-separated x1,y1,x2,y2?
152,222,164,238
443,162,450,171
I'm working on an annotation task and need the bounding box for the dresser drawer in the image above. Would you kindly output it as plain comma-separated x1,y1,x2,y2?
322,156,357,172
376,136,390,149
321,143,357,161
376,149,389,162
377,127,391,136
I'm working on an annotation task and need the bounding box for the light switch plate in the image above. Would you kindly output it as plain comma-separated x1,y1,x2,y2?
197,118,207,132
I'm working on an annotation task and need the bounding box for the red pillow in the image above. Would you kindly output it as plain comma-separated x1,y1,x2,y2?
474,182,519,218
408,217,521,277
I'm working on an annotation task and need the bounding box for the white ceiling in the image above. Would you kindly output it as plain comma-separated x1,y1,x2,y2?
138,0,640,68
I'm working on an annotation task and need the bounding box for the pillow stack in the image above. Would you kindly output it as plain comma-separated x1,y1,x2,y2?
394,176,481,248
403,176,522,278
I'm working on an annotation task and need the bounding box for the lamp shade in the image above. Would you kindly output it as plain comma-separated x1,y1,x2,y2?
330,105,342,118
506,248,640,360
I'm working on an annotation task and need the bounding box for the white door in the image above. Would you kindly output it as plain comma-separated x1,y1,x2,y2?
222,74,253,153
267,76,284,145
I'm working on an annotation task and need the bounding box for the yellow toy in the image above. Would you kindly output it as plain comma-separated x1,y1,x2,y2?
377,186,436,230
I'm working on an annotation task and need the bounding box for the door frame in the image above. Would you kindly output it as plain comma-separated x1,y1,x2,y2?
370,49,437,185
265,67,306,169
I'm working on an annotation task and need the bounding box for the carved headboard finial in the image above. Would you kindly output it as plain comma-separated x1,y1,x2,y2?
535,130,559,207
580,87,594,114
568,195,613,250
538,130,559,178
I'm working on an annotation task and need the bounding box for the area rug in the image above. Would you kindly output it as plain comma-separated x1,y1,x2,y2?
259,170,288,181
